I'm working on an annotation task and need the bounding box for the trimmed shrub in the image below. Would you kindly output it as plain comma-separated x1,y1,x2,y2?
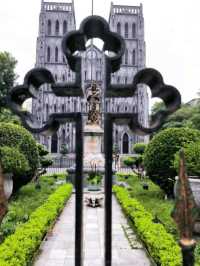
143,128,200,196
0,123,39,191
113,186,182,266
0,183,72,266
0,146,29,176
123,156,135,168
133,143,147,154
174,142,200,176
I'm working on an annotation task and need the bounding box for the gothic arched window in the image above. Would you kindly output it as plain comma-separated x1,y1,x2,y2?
117,22,121,35
116,130,118,142
47,46,51,62
55,47,58,62
51,133,58,153
125,49,128,65
125,23,128,38
62,129,65,143
47,20,51,35
117,76,120,83
55,20,59,35
62,74,65,82
55,74,58,81
122,133,129,154
132,23,136,38
125,76,128,84
54,104,57,112
62,104,65,112
63,20,68,35
74,100,77,112
46,103,49,116
132,50,136,65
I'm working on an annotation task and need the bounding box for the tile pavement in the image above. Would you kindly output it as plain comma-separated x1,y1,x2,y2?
34,193,151,266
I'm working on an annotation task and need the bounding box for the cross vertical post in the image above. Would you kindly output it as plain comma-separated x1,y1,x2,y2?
104,114,113,266
75,113,84,266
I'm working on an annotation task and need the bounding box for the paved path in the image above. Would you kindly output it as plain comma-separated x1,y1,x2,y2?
34,193,151,266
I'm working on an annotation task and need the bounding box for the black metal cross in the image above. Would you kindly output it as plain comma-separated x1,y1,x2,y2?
5,15,181,266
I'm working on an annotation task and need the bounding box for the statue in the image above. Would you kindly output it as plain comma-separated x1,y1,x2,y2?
87,82,100,125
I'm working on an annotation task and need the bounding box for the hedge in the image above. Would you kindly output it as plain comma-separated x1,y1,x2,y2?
0,183,72,266
113,186,182,266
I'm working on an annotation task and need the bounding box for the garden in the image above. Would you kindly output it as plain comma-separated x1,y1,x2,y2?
1,51,200,265
119,126,200,266
0,120,72,265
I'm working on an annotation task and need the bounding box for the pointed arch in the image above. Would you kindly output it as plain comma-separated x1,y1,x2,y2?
132,49,136,65
122,133,129,154
55,20,59,35
132,23,136,38
62,103,65,112
63,20,68,35
55,46,58,62
46,103,49,116
47,20,51,35
51,133,58,153
74,99,77,112
125,22,128,38
47,46,51,62
117,22,121,35
62,128,65,143
125,49,128,64
125,76,128,84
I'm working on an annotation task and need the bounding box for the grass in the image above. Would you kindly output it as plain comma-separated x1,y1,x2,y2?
0,172,68,242
116,172,200,265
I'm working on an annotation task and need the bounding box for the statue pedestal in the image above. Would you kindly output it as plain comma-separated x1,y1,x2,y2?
83,124,104,171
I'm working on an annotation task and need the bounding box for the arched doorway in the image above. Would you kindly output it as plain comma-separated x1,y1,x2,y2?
122,133,129,154
51,133,58,153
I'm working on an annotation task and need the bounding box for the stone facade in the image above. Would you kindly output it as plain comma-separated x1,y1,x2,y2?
32,0,149,158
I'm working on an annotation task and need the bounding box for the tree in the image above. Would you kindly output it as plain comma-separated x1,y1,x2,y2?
133,143,147,154
151,100,200,132
151,101,165,115
0,123,39,192
34,144,53,188
144,127,200,196
0,52,17,108
174,142,200,177
0,108,20,124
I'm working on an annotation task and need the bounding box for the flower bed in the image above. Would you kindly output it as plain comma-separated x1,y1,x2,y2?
0,183,72,266
113,185,182,266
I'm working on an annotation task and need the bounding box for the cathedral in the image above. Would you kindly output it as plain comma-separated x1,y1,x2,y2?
32,0,149,162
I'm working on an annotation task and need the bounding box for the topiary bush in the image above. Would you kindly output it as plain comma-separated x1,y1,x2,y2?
143,128,200,196
123,156,136,168
174,142,200,177
133,143,147,155
0,146,29,176
0,123,39,191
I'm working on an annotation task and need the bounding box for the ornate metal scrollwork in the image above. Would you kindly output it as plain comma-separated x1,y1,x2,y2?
4,15,182,266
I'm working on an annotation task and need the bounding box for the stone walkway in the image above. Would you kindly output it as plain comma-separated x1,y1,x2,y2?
34,193,151,266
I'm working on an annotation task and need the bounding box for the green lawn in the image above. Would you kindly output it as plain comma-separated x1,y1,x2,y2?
116,172,200,265
0,173,67,242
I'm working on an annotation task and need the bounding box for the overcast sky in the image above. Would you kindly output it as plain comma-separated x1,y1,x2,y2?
0,0,200,103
